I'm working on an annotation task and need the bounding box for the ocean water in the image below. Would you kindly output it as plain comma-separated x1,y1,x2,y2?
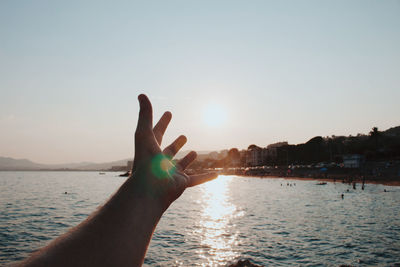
1,172,400,266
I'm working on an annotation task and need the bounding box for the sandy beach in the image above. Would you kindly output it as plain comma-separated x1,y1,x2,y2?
237,175,400,187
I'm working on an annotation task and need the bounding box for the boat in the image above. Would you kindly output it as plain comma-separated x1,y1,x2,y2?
316,182,327,185
99,172,106,175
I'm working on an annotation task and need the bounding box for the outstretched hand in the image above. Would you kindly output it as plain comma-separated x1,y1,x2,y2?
131,94,217,210
19,94,218,267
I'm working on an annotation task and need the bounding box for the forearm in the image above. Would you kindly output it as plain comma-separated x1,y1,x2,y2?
18,94,211,267
19,175,164,267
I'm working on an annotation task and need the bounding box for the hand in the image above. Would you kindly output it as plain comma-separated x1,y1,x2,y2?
131,94,217,210
18,94,217,267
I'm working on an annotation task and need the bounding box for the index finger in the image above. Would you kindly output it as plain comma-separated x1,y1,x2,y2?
153,111,172,145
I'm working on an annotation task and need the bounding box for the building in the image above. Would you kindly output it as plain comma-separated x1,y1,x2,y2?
246,142,289,166
208,151,219,160
110,165,127,171
264,142,288,159
343,154,365,168
111,160,134,172
246,146,263,166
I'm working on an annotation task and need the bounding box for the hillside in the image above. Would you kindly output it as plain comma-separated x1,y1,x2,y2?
0,151,213,171
0,157,46,170
383,126,400,137
0,157,131,171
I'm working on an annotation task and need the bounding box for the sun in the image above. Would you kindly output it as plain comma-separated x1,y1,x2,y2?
202,103,227,127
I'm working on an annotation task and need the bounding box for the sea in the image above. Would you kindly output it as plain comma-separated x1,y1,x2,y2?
1,172,399,266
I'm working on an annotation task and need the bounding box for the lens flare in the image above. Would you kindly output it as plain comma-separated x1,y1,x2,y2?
151,154,176,179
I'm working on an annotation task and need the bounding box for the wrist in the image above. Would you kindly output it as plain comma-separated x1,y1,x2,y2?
122,175,166,217
127,170,179,212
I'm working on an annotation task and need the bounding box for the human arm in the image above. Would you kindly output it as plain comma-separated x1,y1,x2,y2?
19,94,217,267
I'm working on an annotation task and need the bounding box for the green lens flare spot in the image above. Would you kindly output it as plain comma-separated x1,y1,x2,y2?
151,154,176,179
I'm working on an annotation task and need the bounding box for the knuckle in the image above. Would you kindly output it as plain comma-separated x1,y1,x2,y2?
165,146,175,155
163,147,171,155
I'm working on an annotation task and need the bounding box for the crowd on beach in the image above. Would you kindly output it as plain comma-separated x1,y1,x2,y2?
206,162,400,187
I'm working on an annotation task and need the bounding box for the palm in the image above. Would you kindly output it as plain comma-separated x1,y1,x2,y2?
131,95,217,208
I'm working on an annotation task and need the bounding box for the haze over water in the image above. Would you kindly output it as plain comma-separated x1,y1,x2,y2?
1,172,399,266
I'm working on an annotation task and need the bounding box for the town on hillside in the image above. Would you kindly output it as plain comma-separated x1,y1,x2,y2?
112,126,400,183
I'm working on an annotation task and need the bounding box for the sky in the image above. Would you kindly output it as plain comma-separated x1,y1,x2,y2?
1,0,399,164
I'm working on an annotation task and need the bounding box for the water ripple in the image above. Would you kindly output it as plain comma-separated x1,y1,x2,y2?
1,172,400,266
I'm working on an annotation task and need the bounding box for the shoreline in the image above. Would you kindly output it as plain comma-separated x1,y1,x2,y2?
233,175,400,187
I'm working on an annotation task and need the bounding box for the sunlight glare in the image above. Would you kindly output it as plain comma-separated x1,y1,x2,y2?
202,103,227,127
194,176,243,266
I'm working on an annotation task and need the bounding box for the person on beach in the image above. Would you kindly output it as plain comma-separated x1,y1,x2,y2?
18,94,218,267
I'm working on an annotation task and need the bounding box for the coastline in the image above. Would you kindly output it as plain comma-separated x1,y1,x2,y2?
233,175,400,187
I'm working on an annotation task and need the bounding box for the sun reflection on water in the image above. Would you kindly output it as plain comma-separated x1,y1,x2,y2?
195,176,244,266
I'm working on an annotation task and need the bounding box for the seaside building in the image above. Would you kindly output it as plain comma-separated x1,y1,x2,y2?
343,154,365,168
110,160,133,172
246,142,289,166
262,142,289,165
219,150,229,159
208,151,219,160
110,165,127,171
246,146,263,166
264,142,288,159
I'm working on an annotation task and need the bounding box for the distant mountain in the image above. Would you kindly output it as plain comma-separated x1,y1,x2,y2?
71,159,131,170
0,157,46,170
0,151,214,171
0,156,132,171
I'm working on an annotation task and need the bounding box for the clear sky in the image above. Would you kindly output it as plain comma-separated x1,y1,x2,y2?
1,1,399,164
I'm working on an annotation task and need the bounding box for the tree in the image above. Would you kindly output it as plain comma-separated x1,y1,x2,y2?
369,127,381,150
248,144,260,150
227,148,240,167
